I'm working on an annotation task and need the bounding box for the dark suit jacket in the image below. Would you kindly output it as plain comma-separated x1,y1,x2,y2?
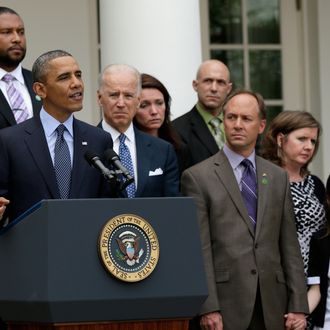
134,128,179,197
0,116,114,222
0,68,42,129
97,122,179,197
181,151,309,330
173,106,219,168
308,229,330,327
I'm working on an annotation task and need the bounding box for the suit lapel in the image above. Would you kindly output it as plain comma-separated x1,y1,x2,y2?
134,129,151,196
70,119,91,197
0,69,42,127
24,119,59,198
254,157,271,238
190,107,219,154
22,69,42,115
215,151,255,236
0,89,16,125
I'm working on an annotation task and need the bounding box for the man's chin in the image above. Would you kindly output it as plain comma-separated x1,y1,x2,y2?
205,102,221,109
1,54,25,67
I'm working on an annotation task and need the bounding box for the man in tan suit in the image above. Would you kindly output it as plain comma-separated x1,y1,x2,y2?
181,90,308,330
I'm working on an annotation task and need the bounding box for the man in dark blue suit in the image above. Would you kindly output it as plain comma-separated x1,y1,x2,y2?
0,50,115,224
97,64,179,197
0,7,42,129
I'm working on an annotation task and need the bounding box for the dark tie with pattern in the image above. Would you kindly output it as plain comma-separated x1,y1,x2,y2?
240,159,257,226
2,74,29,123
119,133,136,198
54,124,71,199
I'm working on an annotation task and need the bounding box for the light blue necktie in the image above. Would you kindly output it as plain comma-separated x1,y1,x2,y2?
54,124,72,199
119,134,136,198
241,159,257,226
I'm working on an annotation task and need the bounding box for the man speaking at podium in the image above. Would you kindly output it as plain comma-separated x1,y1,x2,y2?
0,50,116,225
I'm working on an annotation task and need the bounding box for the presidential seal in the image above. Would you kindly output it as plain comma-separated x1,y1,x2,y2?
99,214,160,282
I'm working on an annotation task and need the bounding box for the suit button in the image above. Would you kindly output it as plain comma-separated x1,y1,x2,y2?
251,269,257,275
255,243,258,249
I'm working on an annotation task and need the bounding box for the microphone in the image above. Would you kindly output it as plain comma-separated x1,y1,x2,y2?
84,151,116,183
103,149,134,183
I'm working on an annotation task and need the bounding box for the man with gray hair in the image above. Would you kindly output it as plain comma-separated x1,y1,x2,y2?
97,64,179,197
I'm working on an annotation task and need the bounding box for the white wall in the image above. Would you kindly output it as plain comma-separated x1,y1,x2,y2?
2,0,100,124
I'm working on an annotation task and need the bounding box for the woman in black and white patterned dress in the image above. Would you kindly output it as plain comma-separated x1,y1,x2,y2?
290,174,326,275
261,110,326,328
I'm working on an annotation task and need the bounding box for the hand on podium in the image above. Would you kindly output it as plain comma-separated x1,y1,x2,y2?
0,197,10,220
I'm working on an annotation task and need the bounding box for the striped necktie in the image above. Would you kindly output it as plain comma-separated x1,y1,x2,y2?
240,159,257,226
2,74,29,124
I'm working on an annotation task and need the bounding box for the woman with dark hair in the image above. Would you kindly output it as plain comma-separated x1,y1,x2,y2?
134,73,189,173
307,175,330,329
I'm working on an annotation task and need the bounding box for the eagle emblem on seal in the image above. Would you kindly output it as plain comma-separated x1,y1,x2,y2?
116,230,144,266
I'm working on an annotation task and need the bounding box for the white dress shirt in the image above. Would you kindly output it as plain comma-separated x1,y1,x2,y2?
0,64,33,118
101,120,138,186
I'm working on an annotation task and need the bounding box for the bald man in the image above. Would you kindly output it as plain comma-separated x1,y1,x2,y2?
173,60,232,169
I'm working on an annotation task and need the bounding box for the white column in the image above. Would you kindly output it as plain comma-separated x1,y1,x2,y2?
318,0,330,181
99,0,202,118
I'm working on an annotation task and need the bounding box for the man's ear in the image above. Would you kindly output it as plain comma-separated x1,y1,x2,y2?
192,80,198,92
33,82,46,99
258,119,266,135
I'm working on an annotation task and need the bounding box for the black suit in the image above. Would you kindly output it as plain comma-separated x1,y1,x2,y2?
308,229,330,328
172,106,218,168
0,116,114,222
0,68,42,129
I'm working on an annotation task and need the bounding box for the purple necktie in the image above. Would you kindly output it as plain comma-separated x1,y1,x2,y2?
119,134,136,198
2,74,29,124
241,159,257,226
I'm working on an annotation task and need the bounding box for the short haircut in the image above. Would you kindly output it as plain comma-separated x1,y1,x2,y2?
98,64,141,95
0,6,19,16
221,89,266,120
32,50,73,83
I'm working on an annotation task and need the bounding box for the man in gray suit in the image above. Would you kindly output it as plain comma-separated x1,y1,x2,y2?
181,90,308,329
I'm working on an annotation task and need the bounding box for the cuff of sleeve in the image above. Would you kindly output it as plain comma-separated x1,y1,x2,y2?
307,276,320,285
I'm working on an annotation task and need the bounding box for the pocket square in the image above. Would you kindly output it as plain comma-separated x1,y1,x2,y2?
149,168,163,176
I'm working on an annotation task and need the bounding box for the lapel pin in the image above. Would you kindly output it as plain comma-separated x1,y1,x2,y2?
82,141,88,146
261,173,268,185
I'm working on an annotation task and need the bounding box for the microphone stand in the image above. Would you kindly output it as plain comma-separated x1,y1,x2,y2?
112,170,134,191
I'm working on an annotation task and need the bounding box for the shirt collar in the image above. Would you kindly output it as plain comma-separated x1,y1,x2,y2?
196,102,223,124
40,107,74,138
223,144,256,170
0,64,25,85
101,120,135,144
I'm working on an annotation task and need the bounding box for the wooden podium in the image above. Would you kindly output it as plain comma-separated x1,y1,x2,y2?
0,198,207,330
